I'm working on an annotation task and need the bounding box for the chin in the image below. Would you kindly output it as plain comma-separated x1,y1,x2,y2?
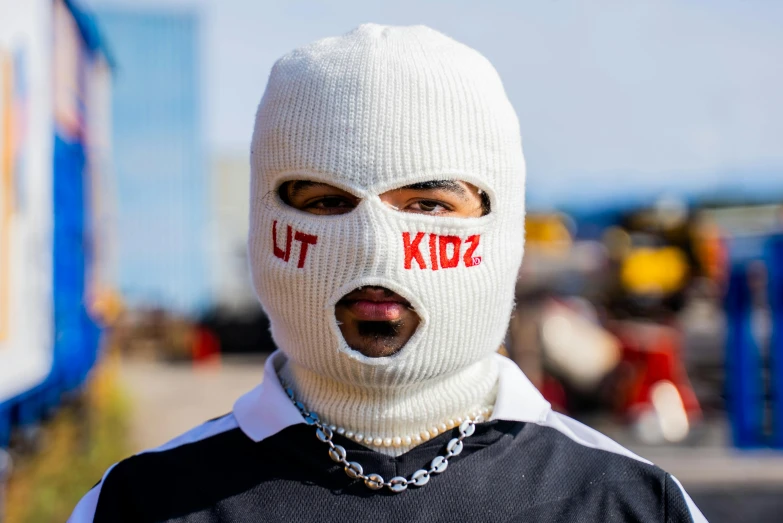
342,319,410,358
349,337,406,358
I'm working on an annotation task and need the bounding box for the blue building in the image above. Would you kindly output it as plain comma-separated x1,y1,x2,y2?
94,8,210,315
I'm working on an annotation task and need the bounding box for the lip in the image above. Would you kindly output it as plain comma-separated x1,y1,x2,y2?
337,286,412,321
345,300,407,321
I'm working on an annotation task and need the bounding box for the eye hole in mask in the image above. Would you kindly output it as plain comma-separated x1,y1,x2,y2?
278,179,491,217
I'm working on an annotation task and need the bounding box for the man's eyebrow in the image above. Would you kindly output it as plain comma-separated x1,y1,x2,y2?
286,180,320,199
401,180,468,199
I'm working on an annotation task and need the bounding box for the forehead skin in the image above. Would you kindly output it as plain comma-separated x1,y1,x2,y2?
390,180,470,200
286,180,322,200
286,180,471,200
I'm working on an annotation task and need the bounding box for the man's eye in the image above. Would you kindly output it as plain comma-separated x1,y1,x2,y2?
410,200,449,213
308,197,352,209
300,196,356,215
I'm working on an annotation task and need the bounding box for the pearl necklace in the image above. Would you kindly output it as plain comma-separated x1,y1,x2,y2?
320,405,493,449
283,385,486,493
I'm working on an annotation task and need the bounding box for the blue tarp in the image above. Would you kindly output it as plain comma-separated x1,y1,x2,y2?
0,134,101,447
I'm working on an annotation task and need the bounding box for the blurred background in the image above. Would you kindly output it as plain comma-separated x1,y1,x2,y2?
1,0,782,521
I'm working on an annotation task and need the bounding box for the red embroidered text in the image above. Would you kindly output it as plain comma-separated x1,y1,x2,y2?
273,221,318,268
402,232,482,270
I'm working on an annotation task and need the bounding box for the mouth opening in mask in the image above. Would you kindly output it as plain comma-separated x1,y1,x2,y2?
335,286,421,358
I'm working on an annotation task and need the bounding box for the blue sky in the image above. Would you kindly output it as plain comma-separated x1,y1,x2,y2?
84,0,783,208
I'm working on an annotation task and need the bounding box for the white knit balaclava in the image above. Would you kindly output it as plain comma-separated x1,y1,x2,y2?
249,24,526,455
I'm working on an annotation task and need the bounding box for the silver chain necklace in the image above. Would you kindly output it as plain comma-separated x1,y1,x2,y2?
284,385,479,493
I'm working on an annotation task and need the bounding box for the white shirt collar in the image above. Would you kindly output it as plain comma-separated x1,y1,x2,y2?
233,350,552,443
490,353,552,424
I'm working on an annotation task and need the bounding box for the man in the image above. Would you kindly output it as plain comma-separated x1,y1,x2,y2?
70,24,707,522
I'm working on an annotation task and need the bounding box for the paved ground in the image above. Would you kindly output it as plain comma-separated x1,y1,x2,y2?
591,417,783,487
689,486,783,523
121,355,267,451
120,356,783,522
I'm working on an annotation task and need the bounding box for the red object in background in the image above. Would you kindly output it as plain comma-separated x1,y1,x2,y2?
540,375,568,413
609,321,701,422
192,327,221,366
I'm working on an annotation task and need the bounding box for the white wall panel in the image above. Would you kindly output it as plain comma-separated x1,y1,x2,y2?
0,0,54,403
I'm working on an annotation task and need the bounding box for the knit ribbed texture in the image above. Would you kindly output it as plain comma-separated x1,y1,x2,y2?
249,24,526,456
279,355,499,456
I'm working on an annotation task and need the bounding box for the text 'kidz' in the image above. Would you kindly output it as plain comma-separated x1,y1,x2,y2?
403,232,481,270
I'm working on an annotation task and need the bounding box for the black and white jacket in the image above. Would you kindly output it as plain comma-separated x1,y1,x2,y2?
69,352,707,522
